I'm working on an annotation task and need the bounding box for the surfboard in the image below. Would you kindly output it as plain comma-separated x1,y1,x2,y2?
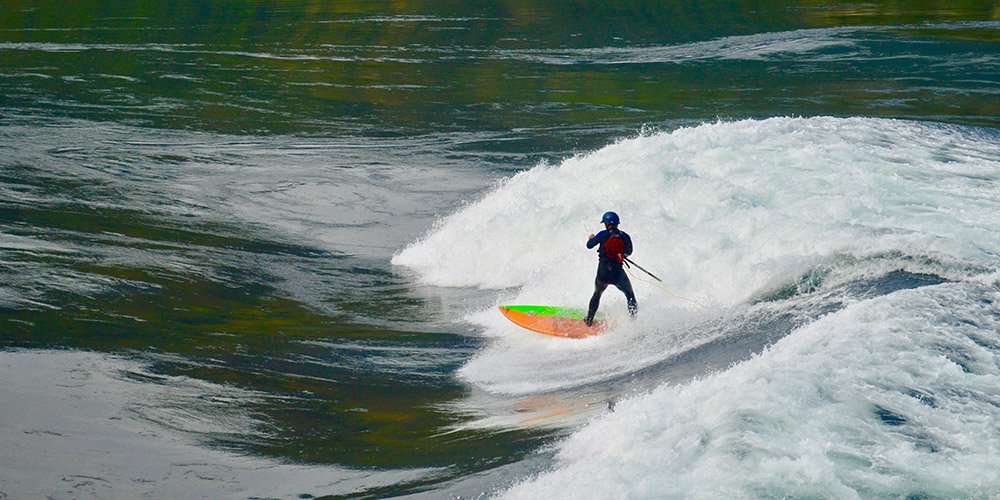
498,305,606,338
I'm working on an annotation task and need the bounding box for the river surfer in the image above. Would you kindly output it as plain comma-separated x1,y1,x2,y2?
585,211,638,326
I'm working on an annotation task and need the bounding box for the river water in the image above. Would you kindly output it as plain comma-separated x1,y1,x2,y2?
2,1,999,498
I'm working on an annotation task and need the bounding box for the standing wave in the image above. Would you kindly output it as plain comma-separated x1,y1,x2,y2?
395,117,1000,495
394,117,1000,394
394,116,1000,302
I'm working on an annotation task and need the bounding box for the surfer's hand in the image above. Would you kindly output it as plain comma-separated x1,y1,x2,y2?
588,233,595,239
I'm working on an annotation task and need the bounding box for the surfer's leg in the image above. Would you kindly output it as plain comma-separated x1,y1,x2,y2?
615,273,638,317
586,279,608,326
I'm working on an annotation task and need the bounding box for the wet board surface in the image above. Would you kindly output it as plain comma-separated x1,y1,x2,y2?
498,305,607,339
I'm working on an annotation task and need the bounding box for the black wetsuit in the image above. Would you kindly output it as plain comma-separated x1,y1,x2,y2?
586,228,637,322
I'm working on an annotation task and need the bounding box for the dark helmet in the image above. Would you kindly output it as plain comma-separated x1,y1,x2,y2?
601,211,620,225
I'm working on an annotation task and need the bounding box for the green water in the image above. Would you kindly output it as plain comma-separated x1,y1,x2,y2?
4,1,999,137
2,1,999,497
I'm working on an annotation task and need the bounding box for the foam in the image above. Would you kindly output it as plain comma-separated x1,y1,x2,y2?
394,115,1000,394
393,116,1000,495
395,117,1000,306
501,283,1000,497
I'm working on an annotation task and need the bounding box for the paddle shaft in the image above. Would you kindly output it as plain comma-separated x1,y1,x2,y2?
623,257,662,282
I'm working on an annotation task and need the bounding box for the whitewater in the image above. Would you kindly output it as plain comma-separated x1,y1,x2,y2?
393,116,1000,497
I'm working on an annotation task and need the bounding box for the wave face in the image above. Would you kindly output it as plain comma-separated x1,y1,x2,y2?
393,116,1000,495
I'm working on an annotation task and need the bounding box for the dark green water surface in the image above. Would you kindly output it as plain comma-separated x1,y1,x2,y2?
2,1,998,498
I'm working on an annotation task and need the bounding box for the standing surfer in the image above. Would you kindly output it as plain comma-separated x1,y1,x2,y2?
585,211,638,326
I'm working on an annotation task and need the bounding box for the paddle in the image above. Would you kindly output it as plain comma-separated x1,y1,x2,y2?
623,256,661,282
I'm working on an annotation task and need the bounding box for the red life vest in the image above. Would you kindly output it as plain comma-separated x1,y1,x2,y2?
604,233,626,264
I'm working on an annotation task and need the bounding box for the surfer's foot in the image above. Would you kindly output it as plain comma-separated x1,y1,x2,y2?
584,314,594,327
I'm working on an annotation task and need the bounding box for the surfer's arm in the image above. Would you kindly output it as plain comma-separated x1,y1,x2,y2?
586,230,606,249
623,233,633,256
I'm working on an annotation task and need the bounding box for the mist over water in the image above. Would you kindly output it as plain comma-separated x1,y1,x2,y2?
3,1,1000,498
